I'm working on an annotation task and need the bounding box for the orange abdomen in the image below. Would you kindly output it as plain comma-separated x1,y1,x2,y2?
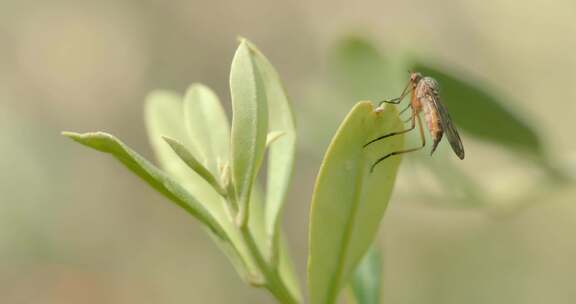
420,97,443,140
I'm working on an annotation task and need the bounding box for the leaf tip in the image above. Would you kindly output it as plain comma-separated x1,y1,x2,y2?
144,90,182,111
62,131,105,142
236,36,249,48
185,82,206,93
160,135,185,157
61,131,80,139
236,35,248,44
160,135,175,145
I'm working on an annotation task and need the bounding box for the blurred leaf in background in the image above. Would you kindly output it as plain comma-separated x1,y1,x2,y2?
410,63,569,181
350,245,383,304
411,64,542,155
331,37,394,102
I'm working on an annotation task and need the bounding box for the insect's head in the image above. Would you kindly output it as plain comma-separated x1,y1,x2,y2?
410,71,423,84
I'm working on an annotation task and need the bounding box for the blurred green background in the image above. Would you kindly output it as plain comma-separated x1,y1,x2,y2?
1,0,576,303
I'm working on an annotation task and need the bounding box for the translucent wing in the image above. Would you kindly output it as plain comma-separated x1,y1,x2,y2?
428,91,465,159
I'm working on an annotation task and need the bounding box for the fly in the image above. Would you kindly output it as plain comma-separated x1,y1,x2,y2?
364,72,465,172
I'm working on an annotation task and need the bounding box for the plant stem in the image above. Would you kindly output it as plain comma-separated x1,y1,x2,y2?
240,225,298,304
227,166,296,303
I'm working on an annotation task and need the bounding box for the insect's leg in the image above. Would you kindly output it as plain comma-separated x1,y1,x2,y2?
398,104,414,123
399,105,414,123
377,80,412,106
370,114,426,173
378,96,404,105
399,103,411,115
364,112,416,148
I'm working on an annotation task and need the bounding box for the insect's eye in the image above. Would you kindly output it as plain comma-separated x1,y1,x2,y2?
410,72,422,83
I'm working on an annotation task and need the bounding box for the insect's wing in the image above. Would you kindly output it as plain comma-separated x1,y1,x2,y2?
430,93,465,159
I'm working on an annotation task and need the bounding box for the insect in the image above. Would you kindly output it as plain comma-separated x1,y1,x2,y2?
365,72,465,172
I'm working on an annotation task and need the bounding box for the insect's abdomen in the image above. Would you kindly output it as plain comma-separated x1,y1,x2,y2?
415,78,443,141
422,99,443,139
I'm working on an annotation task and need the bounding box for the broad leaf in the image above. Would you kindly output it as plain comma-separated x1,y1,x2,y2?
145,91,199,170
183,84,230,175
308,101,403,304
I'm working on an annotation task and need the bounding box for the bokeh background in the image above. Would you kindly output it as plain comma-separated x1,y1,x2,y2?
2,0,576,303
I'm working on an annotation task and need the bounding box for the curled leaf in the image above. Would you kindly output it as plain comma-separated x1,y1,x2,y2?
229,40,269,226
245,39,297,267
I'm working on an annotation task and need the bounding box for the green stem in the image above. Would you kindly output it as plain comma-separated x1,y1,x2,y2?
240,225,298,304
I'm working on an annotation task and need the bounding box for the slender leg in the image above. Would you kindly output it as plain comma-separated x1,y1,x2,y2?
378,96,404,105
399,103,411,115
377,80,412,106
399,104,413,123
364,111,416,148
370,114,426,173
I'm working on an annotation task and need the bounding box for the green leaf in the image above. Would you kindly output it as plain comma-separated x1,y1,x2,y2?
183,83,231,175
61,131,227,240
332,36,404,102
246,182,301,301
411,63,544,158
266,131,286,147
278,234,304,303
308,101,403,304
144,90,263,284
230,39,269,226
162,136,227,197
332,37,389,101
145,91,199,171
144,90,228,217
350,245,383,304
245,39,297,265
